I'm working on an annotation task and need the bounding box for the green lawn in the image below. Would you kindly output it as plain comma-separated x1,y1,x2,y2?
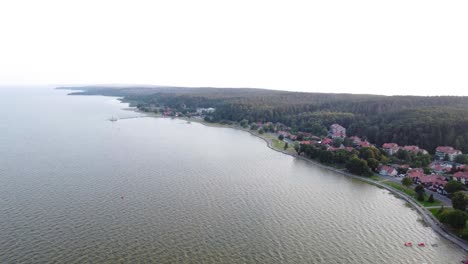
370,175,381,181
271,138,296,153
383,181,443,207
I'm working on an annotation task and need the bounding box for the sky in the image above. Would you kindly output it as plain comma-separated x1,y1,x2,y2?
0,0,467,96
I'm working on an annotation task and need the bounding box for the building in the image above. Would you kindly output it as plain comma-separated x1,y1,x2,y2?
402,145,428,155
407,168,425,182
418,174,447,194
454,171,468,184
379,165,398,176
430,161,452,174
435,146,462,161
329,124,346,138
349,136,362,145
382,143,400,155
358,141,371,148
321,138,333,145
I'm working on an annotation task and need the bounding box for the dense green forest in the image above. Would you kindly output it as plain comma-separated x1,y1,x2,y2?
60,86,468,153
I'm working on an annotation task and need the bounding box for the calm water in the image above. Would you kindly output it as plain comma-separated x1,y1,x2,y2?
0,87,466,263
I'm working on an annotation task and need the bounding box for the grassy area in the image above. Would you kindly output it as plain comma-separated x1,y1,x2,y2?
370,175,381,181
383,181,443,207
429,208,440,217
271,138,296,153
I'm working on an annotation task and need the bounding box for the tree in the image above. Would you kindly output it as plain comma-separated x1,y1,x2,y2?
455,154,468,165
343,137,353,147
319,151,334,164
284,142,289,150
417,191,425,201
451,164,458,174
359,147,376,160
258,129,265,134
423,167,431,175
278,134,284,140
414,184,425,194
332,137,343,148
402,177,413,187
428,194,435,203
445,180,465,194
444,154,450,162
366,158,379,171
439,209,468,229
294,142,300,153
452,192,468,211
346,156,371,176
250,124,258,130
396,149,410,162
240,119,248,128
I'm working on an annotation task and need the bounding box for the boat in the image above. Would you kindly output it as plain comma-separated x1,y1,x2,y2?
110,116,118,122
418,242,425,247
404,242,413,247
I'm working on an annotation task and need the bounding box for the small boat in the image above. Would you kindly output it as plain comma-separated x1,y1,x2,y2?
418,242,425,247
110,116,118,122
404,242,413,247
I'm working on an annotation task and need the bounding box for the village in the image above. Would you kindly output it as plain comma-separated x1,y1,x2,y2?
253,121,468,200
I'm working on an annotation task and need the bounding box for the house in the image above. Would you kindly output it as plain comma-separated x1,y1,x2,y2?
321,138,333,145
329,124,346,138
379,165,398,176
402,145,428,155
430,161,452,174
407,168,425,182
345,147,354,152
435,146,462,161
382,143,400,155
299,141,313,145
418,174,448,194
349,136,362,145
454,171,468,184
358,141,371,148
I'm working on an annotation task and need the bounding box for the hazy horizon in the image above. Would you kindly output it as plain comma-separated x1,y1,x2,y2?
1,0,467,96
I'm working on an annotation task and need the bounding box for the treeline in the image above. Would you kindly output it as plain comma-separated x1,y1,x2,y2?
298,144,389,176
60,86,468,152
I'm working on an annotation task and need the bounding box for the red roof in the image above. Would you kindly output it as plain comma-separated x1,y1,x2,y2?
321,138,332,145
379,165,396,174
454,171,468,179
407,169,425,179
383,143,399,149
403,145,418,151
436,146,461,155
359,141,371,147
419,175,447,186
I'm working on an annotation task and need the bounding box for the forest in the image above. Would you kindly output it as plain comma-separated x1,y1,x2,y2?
60,86,468,153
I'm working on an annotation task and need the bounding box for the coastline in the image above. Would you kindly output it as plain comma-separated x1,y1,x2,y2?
169,115,468,252
119,108,468,252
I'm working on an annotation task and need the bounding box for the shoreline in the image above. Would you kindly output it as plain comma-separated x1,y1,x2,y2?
172,115,468,252
121,109,468,252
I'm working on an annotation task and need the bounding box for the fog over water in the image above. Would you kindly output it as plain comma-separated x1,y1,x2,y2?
0,88,466,263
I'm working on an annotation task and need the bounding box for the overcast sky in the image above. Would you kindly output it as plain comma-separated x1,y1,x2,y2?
0,0,467,96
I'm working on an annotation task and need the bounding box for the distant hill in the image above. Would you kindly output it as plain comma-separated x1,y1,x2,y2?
59,86,468,153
